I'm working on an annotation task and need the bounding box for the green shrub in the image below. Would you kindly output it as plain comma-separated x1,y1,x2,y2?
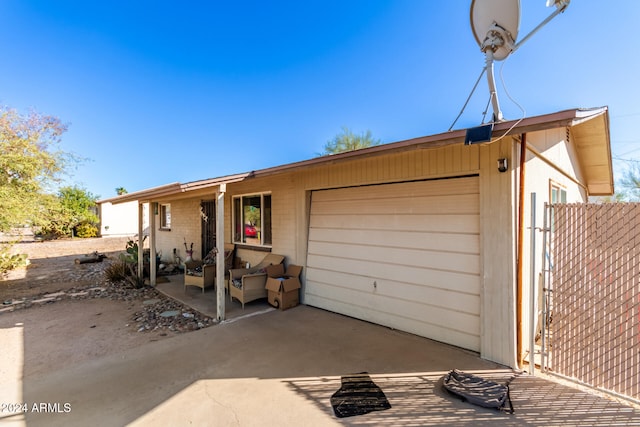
125,272,146,289
104,257,130,282
36,221,70,240
75,221,98,238
0,243,29,276
103,254,146,289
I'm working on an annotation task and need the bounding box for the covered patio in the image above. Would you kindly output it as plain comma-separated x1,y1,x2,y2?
153,273,273,321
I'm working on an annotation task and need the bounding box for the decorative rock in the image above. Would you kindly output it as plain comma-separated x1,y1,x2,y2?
68,291,89,297
43,292,66,298
1,260,216,335
160,310,180,318
32,297,56,304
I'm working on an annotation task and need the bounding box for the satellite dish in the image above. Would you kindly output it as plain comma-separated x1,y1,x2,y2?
546,0,567,8
468,0,570,123
470,0,520,61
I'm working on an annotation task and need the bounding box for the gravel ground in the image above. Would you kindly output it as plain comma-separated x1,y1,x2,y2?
0,237,216,377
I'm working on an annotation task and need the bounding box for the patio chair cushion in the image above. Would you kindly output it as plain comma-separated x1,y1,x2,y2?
202,249,217,265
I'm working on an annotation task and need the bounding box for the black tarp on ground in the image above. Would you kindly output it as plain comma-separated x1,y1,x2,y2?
330,373,392,418
442,369,514,413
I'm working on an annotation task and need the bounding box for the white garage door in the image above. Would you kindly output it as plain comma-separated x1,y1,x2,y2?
305,176,481,351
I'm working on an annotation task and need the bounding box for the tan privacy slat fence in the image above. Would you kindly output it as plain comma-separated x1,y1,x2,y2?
548,203,640,401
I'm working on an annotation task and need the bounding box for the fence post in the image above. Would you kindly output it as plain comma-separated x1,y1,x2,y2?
529,192,537,375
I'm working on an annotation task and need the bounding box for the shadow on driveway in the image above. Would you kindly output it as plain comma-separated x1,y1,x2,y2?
7,305,640,426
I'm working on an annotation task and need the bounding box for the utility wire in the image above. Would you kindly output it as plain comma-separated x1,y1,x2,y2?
613,156,640,163
448,67,486,132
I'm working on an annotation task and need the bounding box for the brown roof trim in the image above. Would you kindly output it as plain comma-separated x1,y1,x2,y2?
101,107,610,203
180,173,251,192
100,173,251,204
98,182,181,204
250,107,608,178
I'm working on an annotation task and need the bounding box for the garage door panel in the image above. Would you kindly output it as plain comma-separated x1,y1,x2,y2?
304,284,481,350
305,281,480,332
310,214,480,234
313,176,479,202
308,228,480,255
305,268,480,315
306,253,479,295
308,241,479,275
306,177,481,352
311,193,479,216
391,282,480,315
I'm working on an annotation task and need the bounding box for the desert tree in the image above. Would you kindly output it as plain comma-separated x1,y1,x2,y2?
320,126,381,156
618,162,640,201
0,106,74,232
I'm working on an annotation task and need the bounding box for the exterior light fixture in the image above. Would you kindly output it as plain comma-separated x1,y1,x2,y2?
497,158,508,173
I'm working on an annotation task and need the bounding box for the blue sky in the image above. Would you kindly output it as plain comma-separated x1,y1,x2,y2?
1,1,638,199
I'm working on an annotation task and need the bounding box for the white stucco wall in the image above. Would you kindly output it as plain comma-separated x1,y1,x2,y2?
99,201,149,237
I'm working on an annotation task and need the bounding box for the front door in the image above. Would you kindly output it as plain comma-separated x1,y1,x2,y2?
201,200,216,257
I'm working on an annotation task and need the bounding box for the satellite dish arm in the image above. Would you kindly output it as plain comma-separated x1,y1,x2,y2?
511,0,570,55
485,51,504,122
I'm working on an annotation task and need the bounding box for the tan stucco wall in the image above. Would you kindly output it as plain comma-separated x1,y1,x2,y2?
224,142,520,367
519,128,588,360
146,129,588,368
154,198,203,263
479,138,518,366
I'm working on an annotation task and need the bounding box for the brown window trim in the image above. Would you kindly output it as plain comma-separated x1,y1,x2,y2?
234,244,271,252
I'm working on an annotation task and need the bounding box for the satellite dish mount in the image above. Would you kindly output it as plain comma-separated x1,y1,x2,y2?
481,23,516,122
470,0,570,123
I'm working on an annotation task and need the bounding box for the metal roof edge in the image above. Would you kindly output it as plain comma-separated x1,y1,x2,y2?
101,173,254,204
250,107,607,179
101,107,612,202
97,182,181,204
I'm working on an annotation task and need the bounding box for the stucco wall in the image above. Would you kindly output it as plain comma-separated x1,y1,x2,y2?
154,198,203,263
99,201,148,237
145,131,590,368
519,127,588,361
224,141,518,366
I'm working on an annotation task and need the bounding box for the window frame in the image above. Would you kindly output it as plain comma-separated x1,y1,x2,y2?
160,203,171,230
550,180,567,204
232,192,272,247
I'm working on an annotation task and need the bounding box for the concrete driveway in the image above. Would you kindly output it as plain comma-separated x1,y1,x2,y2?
5,305,640,426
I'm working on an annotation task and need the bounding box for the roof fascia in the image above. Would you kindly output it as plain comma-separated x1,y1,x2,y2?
101,107,612,202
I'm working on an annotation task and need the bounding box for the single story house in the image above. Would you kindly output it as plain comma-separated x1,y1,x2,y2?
107,107,613,368
97,199,149,238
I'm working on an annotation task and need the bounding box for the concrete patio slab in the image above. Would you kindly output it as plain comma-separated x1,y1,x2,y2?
155,274,273,320
6,305,640,426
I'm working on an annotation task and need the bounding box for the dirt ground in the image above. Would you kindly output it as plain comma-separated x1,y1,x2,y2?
0,237,191,378
1,237,131,299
